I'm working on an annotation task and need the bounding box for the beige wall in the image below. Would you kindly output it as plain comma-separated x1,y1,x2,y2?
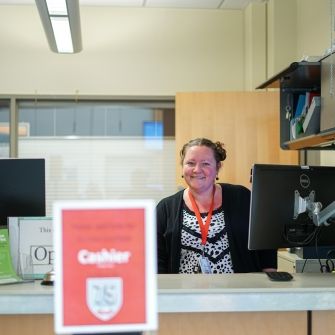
265,0,330,78
266,0,298,78
0,1,332,97
244,3,267,90
295,0,335,166
244,0,331,88
296,0,330,59
0,5,245,96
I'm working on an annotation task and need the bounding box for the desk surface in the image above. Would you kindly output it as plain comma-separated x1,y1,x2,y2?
1,273,335,314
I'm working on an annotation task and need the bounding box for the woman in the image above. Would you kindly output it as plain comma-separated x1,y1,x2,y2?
156,138,277,274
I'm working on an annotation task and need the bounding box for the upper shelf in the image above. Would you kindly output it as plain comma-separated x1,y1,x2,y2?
282,129,335,150
256,61,330,150
256,61,321,90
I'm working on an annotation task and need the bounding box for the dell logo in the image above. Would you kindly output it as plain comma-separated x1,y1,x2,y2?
300,174,310,188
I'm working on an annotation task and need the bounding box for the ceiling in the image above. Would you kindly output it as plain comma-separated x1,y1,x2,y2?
0,0,264,10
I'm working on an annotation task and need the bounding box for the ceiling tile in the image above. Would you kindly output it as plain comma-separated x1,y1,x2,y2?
80,0,144,6
0,0,258,9
145,0,223,9
220,0,252,9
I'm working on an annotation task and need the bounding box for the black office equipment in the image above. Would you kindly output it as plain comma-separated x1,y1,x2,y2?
0,158,46,226
266,271,293,282
248,164,335,250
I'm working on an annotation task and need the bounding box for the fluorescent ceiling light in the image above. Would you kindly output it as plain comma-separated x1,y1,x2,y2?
50,16,73,53
46,0,68,15
35,0,82,54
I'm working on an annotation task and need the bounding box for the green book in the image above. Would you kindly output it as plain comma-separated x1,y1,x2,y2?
0,228,22,284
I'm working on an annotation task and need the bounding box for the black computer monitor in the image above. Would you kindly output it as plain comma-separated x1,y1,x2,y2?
0,158,46,226
248,164,335,250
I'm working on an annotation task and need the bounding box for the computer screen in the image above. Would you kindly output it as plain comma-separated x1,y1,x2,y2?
0,158,46,226
248,164,335,250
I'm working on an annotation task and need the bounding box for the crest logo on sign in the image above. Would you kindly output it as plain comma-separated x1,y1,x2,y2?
86,277,123,321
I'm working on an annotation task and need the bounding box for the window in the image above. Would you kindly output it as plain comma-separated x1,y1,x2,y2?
0,100,10,158
17,99,176,216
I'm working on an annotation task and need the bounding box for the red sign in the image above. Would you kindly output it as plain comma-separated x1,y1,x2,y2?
53,200,157,334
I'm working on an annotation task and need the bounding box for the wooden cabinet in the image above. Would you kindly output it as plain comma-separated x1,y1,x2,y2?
257,58,335,150
320,52,335,133
257,62,324,150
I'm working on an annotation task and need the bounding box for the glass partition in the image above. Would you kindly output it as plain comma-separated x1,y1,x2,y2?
17,100,176,216
0,100,10,157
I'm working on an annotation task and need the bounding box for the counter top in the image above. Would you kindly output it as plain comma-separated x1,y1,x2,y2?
1,273,335,314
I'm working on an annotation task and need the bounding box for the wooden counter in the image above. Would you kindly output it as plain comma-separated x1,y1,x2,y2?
1,273,335,335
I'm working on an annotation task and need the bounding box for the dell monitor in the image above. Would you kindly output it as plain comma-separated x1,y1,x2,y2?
248,164,335,251
0,158,46,226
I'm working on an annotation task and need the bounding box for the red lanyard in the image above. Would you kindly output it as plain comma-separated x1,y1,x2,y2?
188,186,215,246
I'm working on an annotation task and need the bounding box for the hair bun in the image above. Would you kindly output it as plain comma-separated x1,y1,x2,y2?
215,141,226,161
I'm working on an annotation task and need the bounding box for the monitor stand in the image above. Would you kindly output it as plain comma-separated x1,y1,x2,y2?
294,246,335,259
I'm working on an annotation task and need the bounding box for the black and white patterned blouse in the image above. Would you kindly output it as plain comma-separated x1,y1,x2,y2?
179,203,234,274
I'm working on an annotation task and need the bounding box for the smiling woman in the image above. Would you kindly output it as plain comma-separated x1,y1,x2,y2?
181,138,225,203
156,137,277,274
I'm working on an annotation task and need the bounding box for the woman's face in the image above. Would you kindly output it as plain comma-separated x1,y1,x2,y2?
182,145,220,193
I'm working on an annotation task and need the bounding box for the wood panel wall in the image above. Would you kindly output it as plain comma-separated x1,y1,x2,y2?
158,311,307,335
1,310,334,335
175,91,298,188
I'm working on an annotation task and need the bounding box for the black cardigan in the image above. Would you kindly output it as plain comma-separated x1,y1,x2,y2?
156,183,277,273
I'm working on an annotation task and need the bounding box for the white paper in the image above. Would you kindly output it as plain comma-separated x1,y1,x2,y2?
8,217,53,279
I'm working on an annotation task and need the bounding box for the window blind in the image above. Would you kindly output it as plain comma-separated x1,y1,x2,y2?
19,137,177,216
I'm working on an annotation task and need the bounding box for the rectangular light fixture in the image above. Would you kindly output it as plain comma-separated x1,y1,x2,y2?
35,0,82,53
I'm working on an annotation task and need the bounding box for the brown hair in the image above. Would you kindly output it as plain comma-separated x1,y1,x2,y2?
179,138,226,165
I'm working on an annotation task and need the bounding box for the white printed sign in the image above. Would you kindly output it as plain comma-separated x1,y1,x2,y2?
8,216,53,279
